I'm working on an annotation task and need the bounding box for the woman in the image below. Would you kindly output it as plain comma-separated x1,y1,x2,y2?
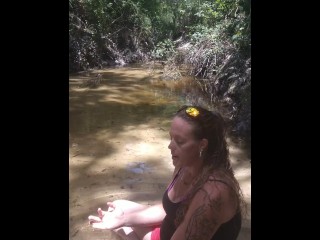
88,105,245,240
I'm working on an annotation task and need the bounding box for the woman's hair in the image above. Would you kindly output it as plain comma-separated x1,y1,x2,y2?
175,105,230,170
173,105,246,226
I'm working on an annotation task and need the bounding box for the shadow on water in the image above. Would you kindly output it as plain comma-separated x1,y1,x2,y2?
69,65,251,240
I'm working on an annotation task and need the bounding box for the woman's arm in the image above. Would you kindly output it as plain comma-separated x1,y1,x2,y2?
89,202,166,230
171,181,237,240
123,203,166,227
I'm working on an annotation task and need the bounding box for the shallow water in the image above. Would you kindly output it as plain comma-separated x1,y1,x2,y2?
69,65,251,239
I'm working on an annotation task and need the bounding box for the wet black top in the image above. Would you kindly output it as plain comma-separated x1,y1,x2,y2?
160,169,242,240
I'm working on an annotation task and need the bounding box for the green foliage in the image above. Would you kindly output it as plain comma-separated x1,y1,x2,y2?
69,0,251,71
151,39,175,60
69,0,251,139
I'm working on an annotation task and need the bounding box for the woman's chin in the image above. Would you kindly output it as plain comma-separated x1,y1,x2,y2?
172,157,179,167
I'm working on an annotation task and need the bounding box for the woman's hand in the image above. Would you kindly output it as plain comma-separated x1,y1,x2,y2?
88,202,125,230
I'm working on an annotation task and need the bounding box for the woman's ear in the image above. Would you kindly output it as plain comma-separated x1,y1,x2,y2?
200,138,208,150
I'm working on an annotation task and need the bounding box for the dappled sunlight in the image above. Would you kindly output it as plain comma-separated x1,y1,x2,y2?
69,66,251,239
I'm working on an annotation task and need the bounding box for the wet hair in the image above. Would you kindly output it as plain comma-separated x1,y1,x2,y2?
175,105,230,170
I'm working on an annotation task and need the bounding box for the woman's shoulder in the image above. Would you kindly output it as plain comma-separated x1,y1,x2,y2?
202,172,233,197
206,169,237,189
199,170,239,215
188,176,238,224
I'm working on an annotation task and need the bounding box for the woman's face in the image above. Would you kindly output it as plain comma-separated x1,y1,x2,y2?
168,116,203,167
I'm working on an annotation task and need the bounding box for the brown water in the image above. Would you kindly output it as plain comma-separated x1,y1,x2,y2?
69,65,251,240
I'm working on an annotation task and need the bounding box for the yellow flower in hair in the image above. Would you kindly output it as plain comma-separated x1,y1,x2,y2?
186,107,200,117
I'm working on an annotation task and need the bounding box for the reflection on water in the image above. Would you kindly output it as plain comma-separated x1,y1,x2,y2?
69,65,251,240
69,66,183,137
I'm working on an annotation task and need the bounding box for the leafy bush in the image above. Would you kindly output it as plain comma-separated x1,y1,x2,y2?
151,39,175,60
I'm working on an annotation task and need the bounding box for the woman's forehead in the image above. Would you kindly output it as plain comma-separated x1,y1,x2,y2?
170,117,194,135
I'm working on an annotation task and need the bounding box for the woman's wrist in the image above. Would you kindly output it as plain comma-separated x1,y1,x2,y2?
122,212,133,227
116,207,128,227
